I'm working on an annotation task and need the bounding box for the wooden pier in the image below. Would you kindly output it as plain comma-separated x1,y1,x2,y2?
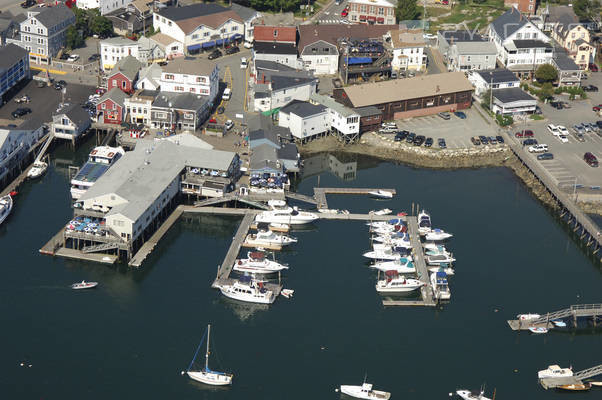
212,212,256,287
540,364,602,389
313,187,397,209
507,304,602,331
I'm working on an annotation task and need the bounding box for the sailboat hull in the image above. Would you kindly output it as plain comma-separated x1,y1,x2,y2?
187,371,233,386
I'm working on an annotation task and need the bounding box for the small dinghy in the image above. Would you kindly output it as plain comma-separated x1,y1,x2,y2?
71,280,98,290
528,327,549,334
281,289,294,298
552,320,567,328
368,190,393,199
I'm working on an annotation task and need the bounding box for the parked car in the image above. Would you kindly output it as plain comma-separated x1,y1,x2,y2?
413,135,426,146
11,107,31,118
558,135,569,143
471,136,481,145
243,40,253,49
584,152,599,167
240,57,248,69
438,112,451,120
67,54,80,62
424,137,433,147
534,105,543,115
208,49,222,60
523,138,538,146
547,124,559,134
395,131,408,141
225,46,239,55
217,106,225,114
341,9,348,17
21,0,36,7
496,135,504,144
88,53,100,61
438,138,446,148
406,132,416,143
589,63,599,72
583,84,599,92
537,152,554,160
550,101,563,110
557,125,569,136
222,87,231,100
478,135,488,144
225,120,234,130
14,95,30,103
574,132,585,142
515,129,534,138
453,111,466,119
597,120,602,129
592,104,602,112
528,144,549,153
488,136,497,144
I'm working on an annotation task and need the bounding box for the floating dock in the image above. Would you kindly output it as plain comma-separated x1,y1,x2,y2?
507,304,602,331
313,187,397,209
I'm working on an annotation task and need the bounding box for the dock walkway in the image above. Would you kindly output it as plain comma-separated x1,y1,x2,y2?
540,364,602,389
313,187,397,210
212,212,256,287
507,304,602,330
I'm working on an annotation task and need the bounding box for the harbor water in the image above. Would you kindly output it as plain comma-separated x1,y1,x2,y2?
1,142,601,399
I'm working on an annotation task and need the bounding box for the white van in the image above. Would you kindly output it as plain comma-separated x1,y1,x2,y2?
222,88,231,100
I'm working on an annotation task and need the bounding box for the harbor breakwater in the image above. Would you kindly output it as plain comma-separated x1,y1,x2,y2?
299,133,602,216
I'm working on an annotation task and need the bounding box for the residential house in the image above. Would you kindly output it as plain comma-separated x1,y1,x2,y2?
153,4,244,54
386,29,426,72
300,39,338,75
488,8,553,76
96,88,128,125
332,71,474,120
491,87,536,115
437,30,485,63
468,68,520,96
160,57,219,103
504,0,537,15
253,25,297,44
12,5,75,64
0,126,45,187
52,104,92,140
135,63,162,91
76,0,134,16
278,100,329,142
149,32,184,59
310,93,360,140
151,91,212,131
253,72,318,113
447,41,497,71
552,53,582,86
107,55,143,94
137,36,166,63
100,37,139,71
250,144,283,176
124,90,155,125
248,116,299,172
546,5,595,70
106,8,144,36
229,3,261,42
253,42,299,69
347,0,396,25
0,44,30,101
0,13,25,46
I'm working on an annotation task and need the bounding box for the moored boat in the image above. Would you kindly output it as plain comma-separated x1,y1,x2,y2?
27,161,48,179
370,208,392,216
233,251,288,274
428,265,455,276
418,210,432,235
339,383,391,400
371,257,415,274
431,271,451,300
255,206,318,225
375,272,423,294
528,327,549,334
426,253,456,266
538,365,573,379
456,389,492,400
70,146,125,199
425,228,453,241
557,383,591,391
0,194,14,226
183,324,233,386
363,246,407,261
244,230,297,248
70,280,98,290
368,190,393,199
218,276,277,304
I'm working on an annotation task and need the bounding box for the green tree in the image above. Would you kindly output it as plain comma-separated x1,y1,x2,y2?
90,15,113,38
535,64,558,83
396,0,420,21
482,88,492,110
66,25,84,49
573,0,589,19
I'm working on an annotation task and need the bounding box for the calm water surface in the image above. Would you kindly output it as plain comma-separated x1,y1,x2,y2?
1,143,600,399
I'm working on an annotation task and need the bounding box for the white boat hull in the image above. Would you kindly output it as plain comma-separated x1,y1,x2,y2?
340,385,391,400
187,370,232,386
363,251,402,261
219,282,277,304
233,261,288,274
428,266,454,276
71,281,98,290
0,195,13,226
255,213,317,225
425,231,452,241
372,260,415,274
456,390,491,400
376,278,423,293
27,162,48,179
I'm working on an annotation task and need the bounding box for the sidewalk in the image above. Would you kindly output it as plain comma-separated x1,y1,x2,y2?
30,62,101,86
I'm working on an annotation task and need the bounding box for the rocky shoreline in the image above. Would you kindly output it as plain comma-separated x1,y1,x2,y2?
299,133,602,216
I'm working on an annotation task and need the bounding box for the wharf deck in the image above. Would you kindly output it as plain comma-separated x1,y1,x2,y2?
407,216,436,307
39,227,66,256
313,187,397,210
540,364,602,389
54,248,118,264
128,206,184,267
318,213,399,221
181,206,261,216
0,163,33,197
212,213,256,288
383,299,429,306
242,237,283,251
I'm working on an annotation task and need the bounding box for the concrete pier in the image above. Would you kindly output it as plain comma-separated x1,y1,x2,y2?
212,213,256,288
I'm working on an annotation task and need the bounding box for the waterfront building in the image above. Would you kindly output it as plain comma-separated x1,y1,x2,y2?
0,44,30,101
468,68,520,96
52,104,92,141
333,72,473,120
150,91,212,131
278,100,329,143
354,106,382,133
386,29,426,72
96,88,128,125
253,73,318,113
310,93,360,140
0,126,45,188
346,0,396,25
124,90,154,126
491,87,537,115
107,55,144,94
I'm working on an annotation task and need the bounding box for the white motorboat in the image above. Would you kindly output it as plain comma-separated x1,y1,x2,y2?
27,161,48,179
183,324,233,386
417,210,432,235
369,190,394,199
370,225,407,235
517,313,540,321
254,222,290,233
456,389,491,400
233,251,288,274
244,230,297,247
426,253,456,266
372,236,412,249
255,206,318,225
318,208,349,215
339,383,391,400
218,276,277,304
538,365,573,380
371,257,415,274
424,243,450,255
70,280,98,290
529,327,548,334
431,271,451,300
0,194,13,226
428,265,455,276
363,247,403,261
370,208,392,216
425,228,453,241
375,272,423,293
281,289,294,298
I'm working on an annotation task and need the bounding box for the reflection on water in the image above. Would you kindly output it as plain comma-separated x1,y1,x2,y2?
217,296,270,322
301,153,358,182
180,214,240,239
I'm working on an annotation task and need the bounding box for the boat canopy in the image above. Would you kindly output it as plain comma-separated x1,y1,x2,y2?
239,275,252,283
385,270,398,277
436,271,447,278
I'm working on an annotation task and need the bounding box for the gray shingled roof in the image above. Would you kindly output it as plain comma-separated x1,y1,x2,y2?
277,142,298,161
152,91,210,111
439,30,484,43
271,75,315,91
0,43,28,71
310,93,358,117
513,40,552,49
300,39,338,56
254,42,297,55
490,8,527,41
454,41,497,55
157,4,228,21
34,4,74,29
280,100,326,118
552,53,580,71
250,143,280,171
229,3,258,22
111,55,143,81
492,87,536,103
99,87,128,107
55,104,91,128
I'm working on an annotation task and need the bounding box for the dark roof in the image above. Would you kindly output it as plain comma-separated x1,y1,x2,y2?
300,39,338,56
513,40,552,49
110,55,143,81
270,75,315,91
152,91,210,111
250,143,280,171
475,68,519,84
255,59,298,73
277,142,298,161
280,100,326,118
492,87,536,103
439,30,484,43
34,4,74,29
55,104,91,127
552,53,580,71
354,106,382,117
298,24,397,52
547,5,578,26
249,128,280,147
99,88,128,107
490,8,527,41
254,42,297,55
156,4,228,21
0,43,28,71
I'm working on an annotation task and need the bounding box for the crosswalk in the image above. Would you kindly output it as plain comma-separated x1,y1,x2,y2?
318,18,345,24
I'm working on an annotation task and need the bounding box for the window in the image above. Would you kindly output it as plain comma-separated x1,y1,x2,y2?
203,32,210,37
220,28,226,33
112,79,117,86
168,21,172,26
164,74,174,80
378,7,384,15
231,26,237,32
192,34,199,39
516,33,522,39
274,29,278,37
102,103,106,109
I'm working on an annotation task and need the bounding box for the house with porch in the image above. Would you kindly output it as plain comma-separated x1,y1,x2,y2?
52,104,92,140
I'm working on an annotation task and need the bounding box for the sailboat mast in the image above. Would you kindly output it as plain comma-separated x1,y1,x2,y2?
205,324,211,371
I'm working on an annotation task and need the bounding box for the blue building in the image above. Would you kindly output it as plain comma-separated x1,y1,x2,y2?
0,43,29,101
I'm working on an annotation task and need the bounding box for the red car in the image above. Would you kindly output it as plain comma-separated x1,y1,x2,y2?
589,63,599,72
515,129,534,138
593,104,602,112
341,9,348,17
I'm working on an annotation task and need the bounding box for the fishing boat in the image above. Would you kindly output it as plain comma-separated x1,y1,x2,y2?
70,280,98,290
431,271,451,300
70,146,125,199
528,327,548,334
182,324,233,386
456,389,492,400
339,383,391,399
418,210,432,235
368,190,394,199
233,251,288,274
557,383,591,391
218,276,277,304
0,194,14,226
375,272,423,294
371,257,415,274
27,161,48,179
244,230,297,247
425,228,453,241
426,253,456,266
538,365,573,379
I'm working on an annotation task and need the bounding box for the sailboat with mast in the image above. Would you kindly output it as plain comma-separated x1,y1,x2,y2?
182,324,233,386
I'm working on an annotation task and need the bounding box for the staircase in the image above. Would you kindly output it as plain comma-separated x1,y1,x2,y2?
528,304,602,325
82,242,120,253
574,364,602,380
35,131,54,163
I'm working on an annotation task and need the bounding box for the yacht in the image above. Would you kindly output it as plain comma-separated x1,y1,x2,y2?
426,253,456,266
70,146,125,199
425,228,452,241
372,236,412,249
233,251,289,274
218,277,277,304
370,208,392,216
418,210,432,235
431,271,451,300
255,205,318,225
0,194,13,226
370,224,407,235
538,365,573,380
371,257,415,274
375,273,423,293
363,246,407,261
339,383,391,399
244,230,297,247
456,389,491,400
27,161,48,179
369,190,394,199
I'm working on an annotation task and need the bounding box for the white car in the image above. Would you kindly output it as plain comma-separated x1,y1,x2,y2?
547,124,558,134
240,57,248,69
222,88,231,101
67,54,79,62
529,144,549,153
243,40,253,49
558,135,569,143
557,125,569,136
225,119,234,130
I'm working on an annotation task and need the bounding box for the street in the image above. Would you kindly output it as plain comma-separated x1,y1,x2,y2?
314,0,347,25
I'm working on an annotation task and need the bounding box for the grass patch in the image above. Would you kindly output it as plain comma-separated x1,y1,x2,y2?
425,7,451,18
428,0,506,32
530,114,544,120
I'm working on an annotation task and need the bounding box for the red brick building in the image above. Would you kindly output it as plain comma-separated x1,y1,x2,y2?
504,0,537,15
107,55,143,94
253,25,297,44
96,88,128,125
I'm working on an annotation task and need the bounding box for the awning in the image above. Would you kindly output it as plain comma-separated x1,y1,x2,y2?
202,41,215,48
231,33,243,40
367,16,376,21
187,44,201,51
216,38,224,45
359,15,366,21
376,17,384,23
261,107,280,116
